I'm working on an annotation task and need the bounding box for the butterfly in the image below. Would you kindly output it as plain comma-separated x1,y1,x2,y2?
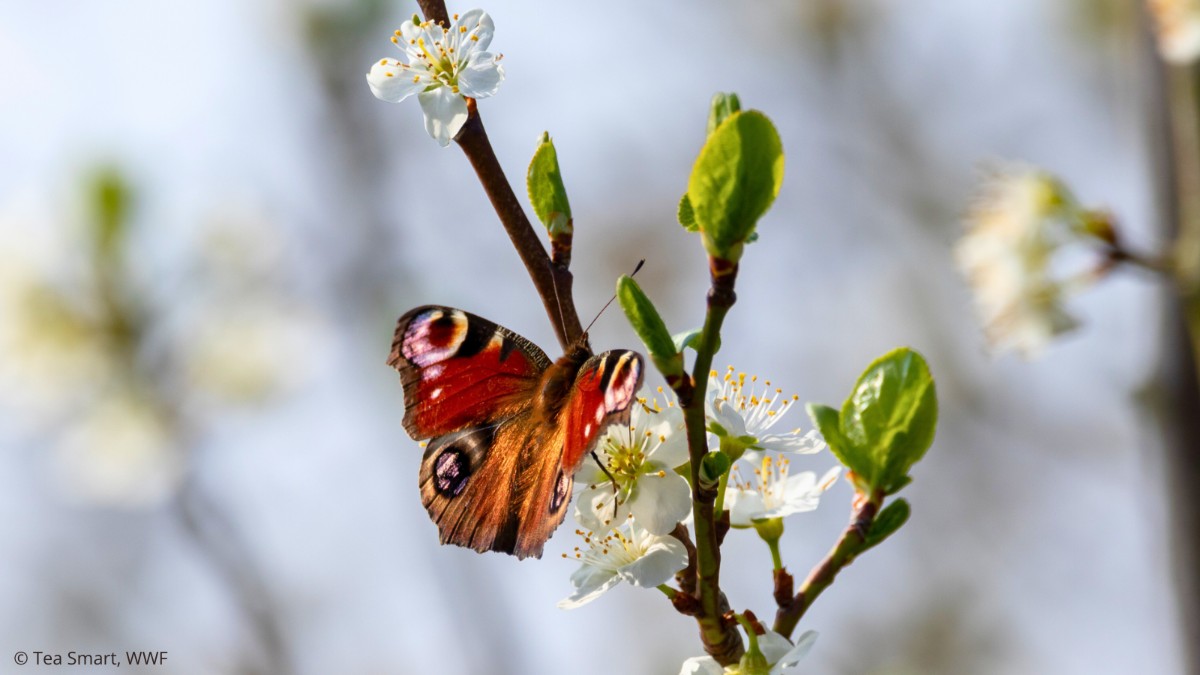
387,305,645,559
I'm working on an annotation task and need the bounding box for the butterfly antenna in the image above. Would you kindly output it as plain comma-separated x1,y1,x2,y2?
550,270,569,343
583,259,645,335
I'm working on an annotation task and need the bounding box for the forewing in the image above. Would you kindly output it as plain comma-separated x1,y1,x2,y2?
511,350,644,554
388,305,552,439
558,350,645,473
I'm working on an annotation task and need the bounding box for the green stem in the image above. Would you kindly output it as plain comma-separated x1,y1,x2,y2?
676,265,742,665
713,466,731,516
767,537,783,572
657,584,678,600
733,613,759,654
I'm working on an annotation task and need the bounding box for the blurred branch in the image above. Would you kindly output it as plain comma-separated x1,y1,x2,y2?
1145,8,1200,673
176,485,291,675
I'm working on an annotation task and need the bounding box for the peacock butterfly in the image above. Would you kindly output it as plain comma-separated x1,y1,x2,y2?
387,305,644,559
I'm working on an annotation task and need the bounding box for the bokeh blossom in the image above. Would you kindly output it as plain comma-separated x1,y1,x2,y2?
1148,0,1200,63
955,166,1088,357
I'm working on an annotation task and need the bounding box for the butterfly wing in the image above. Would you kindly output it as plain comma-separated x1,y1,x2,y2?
388,305,551,439
513,349,645,554
418,415,542,556
390,306,645,559
557,350,645,474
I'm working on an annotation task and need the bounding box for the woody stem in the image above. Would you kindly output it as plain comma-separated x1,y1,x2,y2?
417,0,583,352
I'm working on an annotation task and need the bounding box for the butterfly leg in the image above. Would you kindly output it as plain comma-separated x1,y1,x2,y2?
589,449,623,523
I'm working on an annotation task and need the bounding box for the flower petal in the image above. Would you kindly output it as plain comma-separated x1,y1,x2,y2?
709,399,748,438
773,631,818,671
726,487,766,527
752,428,827,456
629,472,692,535
678,656,724,675
758,630,797,664
615,534,687,588
557,569,621,609
365,59,427,103
645,412,689,469
457,51,504,99
456,9,495,52
573,483,626,532
417,87,468,146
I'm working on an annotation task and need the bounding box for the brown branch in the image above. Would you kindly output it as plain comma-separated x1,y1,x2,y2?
773,494,881,638
454,104,583,349
416,0,449,27
415,0,582,351
1144,9,1200,672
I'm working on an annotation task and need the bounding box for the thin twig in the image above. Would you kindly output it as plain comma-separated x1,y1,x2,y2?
416,0,582,350
773,494,882,638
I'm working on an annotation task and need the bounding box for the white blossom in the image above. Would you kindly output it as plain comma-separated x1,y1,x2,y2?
366,9,504,145
725,457,840,527
574,392,691,535
706,368,826,458
52,389,182,507
557,519,688,609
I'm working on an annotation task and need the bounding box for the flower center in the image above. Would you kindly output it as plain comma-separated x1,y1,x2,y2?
711,366,800,435
734,454,790,509
600,428,652,483
565,524,645,570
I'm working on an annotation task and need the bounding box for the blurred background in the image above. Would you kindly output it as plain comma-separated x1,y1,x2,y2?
0,0,1186,673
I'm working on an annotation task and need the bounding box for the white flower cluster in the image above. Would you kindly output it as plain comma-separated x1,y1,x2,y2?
955,165,1099,358
557,368,839,669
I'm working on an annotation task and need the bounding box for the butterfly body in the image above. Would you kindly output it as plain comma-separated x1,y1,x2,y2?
388,306,644,559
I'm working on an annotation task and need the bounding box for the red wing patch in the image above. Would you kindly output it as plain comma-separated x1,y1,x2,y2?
389,306,552,439
558,350,644,473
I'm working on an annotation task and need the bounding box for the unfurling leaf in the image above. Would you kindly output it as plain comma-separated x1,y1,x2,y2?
617,275,682,379
707,92,742,137
807,348,937,495
866,499,910,547
687,108,784,262
527,132,573,236
678,193,698,232
700,451,731,487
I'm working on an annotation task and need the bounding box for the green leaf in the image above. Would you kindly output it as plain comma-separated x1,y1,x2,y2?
527,132,572,236
89,167,132,260
700,451,732,485
678,193,698,232
840,348,938,494
687,110,784,261
865,499,910,547
707,92,742,137
617,275,682,379
672,327,703,352
807,349,937,495
807,403,868,491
